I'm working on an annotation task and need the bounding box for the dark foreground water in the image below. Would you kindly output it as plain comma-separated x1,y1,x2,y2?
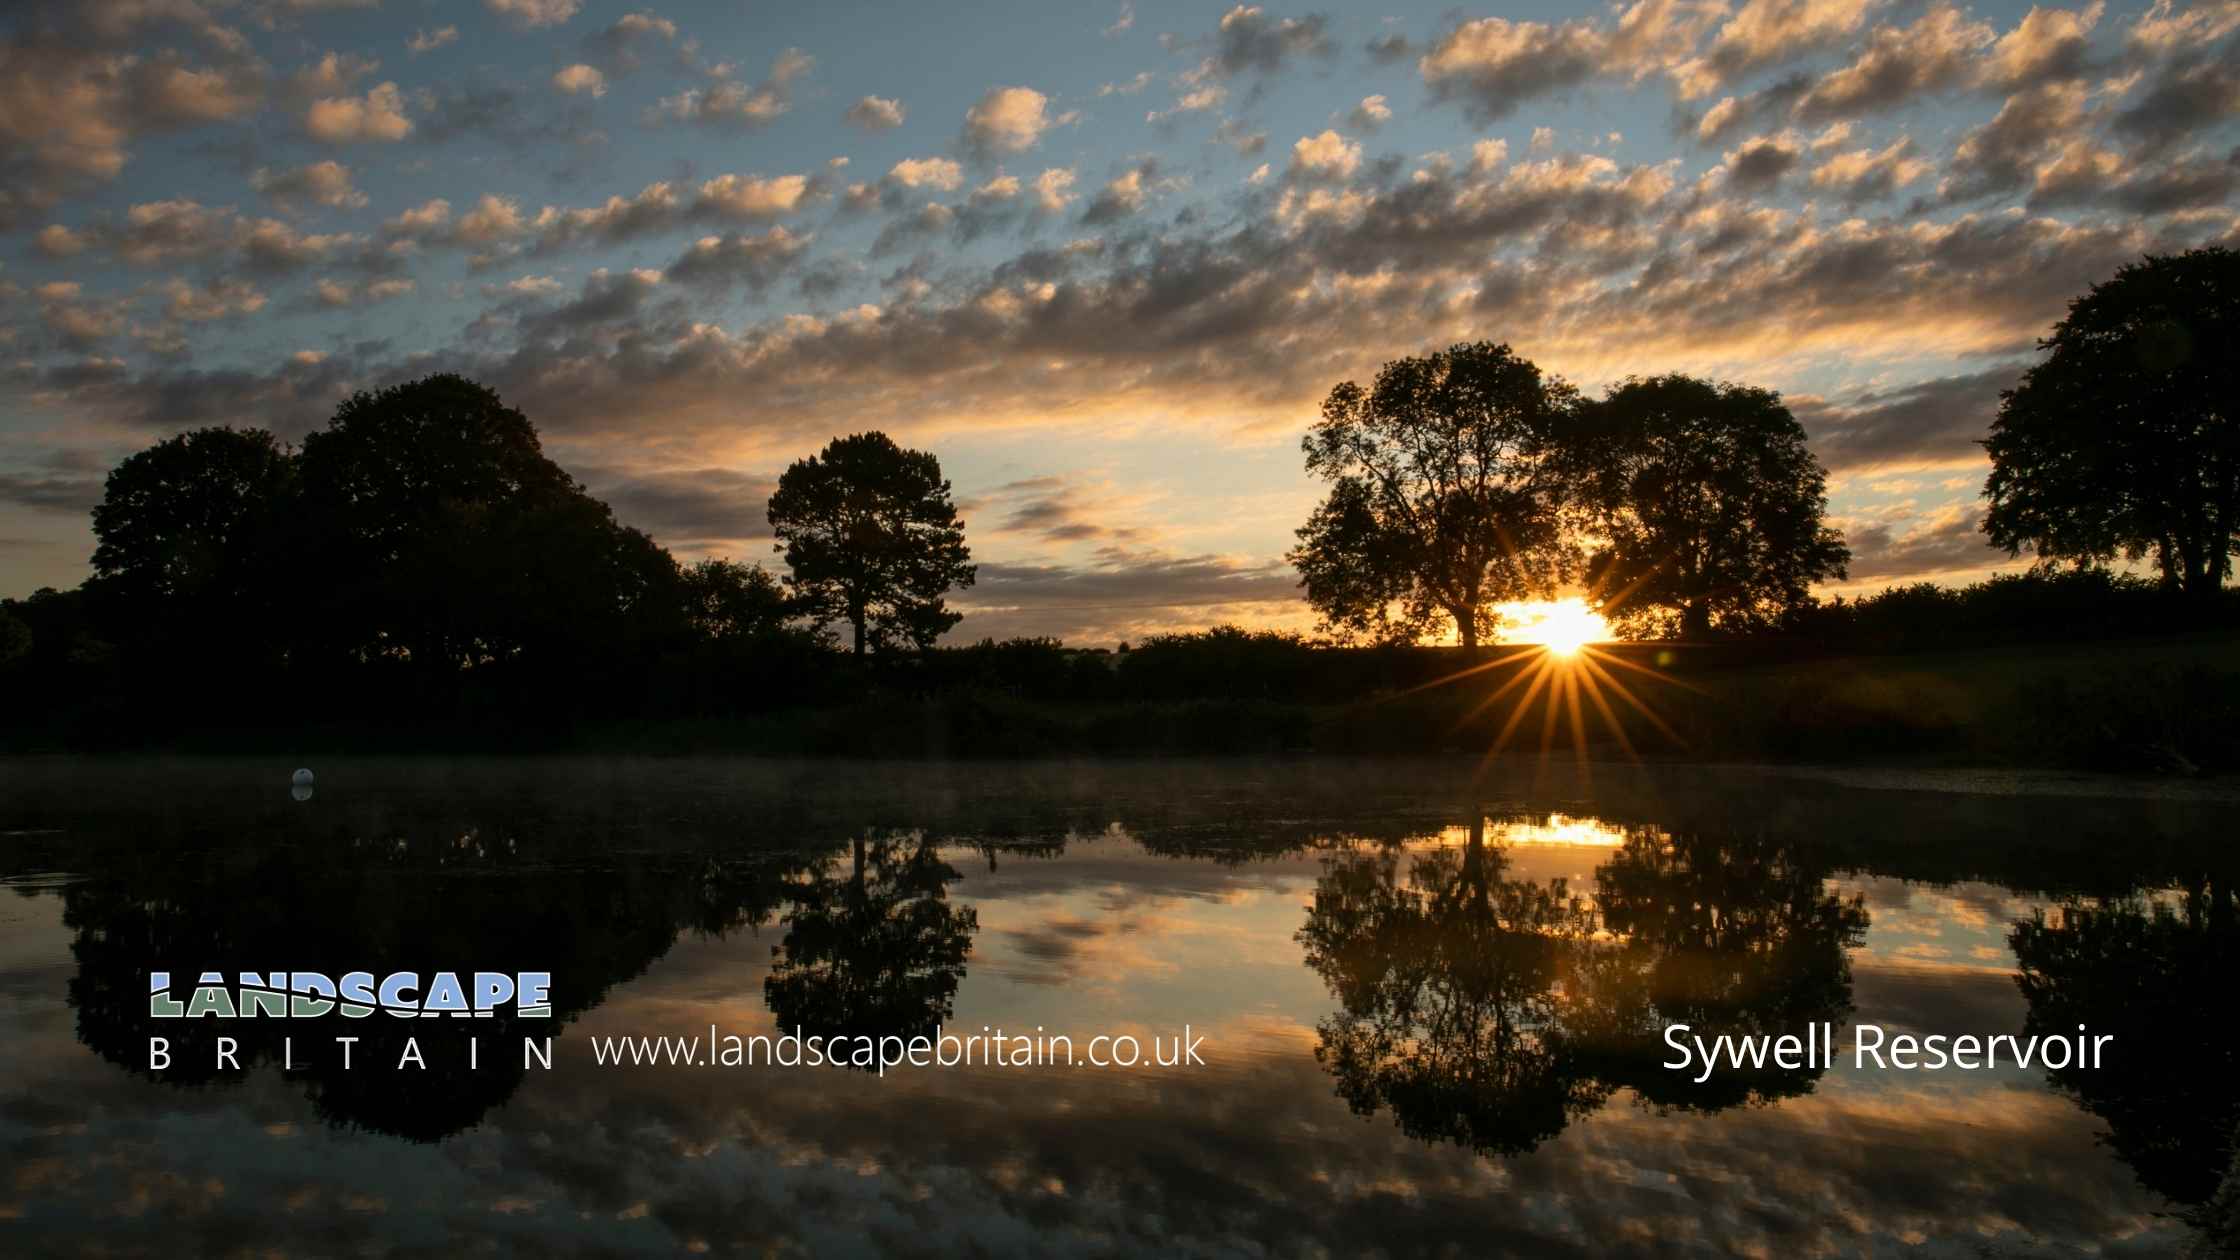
1,757,2235,1257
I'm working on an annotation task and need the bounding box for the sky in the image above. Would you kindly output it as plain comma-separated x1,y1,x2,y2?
1,0,2235,645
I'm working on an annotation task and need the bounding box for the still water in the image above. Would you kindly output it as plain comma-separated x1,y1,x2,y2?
1,757,2234,1256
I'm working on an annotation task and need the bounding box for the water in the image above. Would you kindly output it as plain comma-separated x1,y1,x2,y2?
1,757,2233,1256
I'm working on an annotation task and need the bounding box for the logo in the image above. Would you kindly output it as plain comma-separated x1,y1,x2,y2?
149,971,552,1019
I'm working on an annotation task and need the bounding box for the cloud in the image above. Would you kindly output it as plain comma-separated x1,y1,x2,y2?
162,276,268,322
250,161,367,212
1033,168,1078,213
35,225,90,257
304,82,413,142
973,476,1151,546
845,95,906,131
309,277,415,308
1838,502,2001,580
1675,0,1877,98
664,227,813,294
2027,143,2239,215
1082,165,1153,224
485,0,582,30
1979,2,2104,91
963,86,1074,155
1418,0,1719,122
1147,85,1225,125
694,173,817,220
1794,4,1996,123
0,30,264,222
2111,48,2240,153
1936,81,2090,203
1366,32,1412,64
581,11,680,74
1794,364,2025,472
1720,132,1802,191
1807,138,1931,204
958,548,1300,641
651,49,811,128
0,469,102,515
553,65,607,98
408,27,460,55
1209,5,1334,75
574,464,776,546
1346,95,1391,132
889,157,965,191
1289,130,1360,180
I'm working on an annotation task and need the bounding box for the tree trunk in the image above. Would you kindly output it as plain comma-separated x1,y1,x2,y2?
1459,615,1479,656
852,616,865,657
1681,600,1712,640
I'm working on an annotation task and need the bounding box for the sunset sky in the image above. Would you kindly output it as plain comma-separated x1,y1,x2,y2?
2,0,2234,643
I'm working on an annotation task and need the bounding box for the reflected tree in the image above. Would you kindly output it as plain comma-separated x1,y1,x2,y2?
1298,816,1609,1155
2010,878,2240,1209
1592,828,1868,1109
56,823,813,1142
1298,815,1869,1155
765,830,978,1053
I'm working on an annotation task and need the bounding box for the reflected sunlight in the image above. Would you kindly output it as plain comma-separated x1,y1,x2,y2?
1437,813,1640,849
1498,598,1610,656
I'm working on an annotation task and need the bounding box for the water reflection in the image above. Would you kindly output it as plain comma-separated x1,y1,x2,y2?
765,830,978,1052
0,759,2234,1254
2011,880,2240,1211
1298,816,1867,1155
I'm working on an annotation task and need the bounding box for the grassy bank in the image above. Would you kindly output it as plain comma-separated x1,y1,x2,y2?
7,631,2234,773
471,632,2240,771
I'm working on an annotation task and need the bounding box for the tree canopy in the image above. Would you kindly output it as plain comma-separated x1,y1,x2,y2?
89,426,294,664
1579,374,1849,638
766,431,975,656
1984,246,2239,600
1291,342,1576,652
294,374,682,673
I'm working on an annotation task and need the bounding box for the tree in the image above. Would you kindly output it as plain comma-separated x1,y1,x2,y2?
1291,342,1576,653
294,374,677,674
766,432,974,656
88,426,294,659
1983,247,2239,601
0,606,27,666
1579,375,1848,638
681,559,795,642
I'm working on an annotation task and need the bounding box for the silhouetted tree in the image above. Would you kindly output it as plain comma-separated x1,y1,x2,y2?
682,559,796,641
295,374,683,678
1291,342,1576,653
87,426,294,664
1579,375,1848,638
766,432,975,656
1984,247,2239,601
0,606,27,666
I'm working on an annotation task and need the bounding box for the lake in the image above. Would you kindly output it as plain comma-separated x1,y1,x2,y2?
1,757,2234,1256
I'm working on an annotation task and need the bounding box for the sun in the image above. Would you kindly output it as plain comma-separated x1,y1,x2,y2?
1497,598,1610,656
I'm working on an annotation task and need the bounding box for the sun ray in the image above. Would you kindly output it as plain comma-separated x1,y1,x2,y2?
1575,650,1686,746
